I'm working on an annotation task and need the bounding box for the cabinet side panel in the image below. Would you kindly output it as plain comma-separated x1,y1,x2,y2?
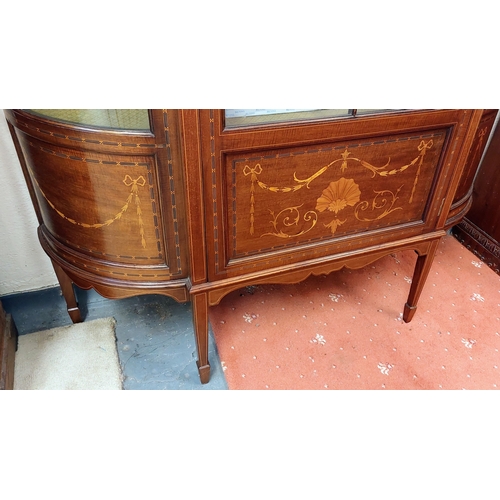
16,131,166,264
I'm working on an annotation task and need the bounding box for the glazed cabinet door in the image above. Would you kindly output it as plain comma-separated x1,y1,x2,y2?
200,109,481,282
5,109,189,300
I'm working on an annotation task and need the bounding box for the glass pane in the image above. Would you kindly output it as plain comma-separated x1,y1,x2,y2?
355,109,395,115
225,109,352,128
27,109,150,131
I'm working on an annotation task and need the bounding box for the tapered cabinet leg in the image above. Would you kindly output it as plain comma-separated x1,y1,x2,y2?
403,239,440,323
51,262,82,324
191,292,211,384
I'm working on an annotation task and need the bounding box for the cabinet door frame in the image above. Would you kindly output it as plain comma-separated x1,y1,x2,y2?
197,109,481,283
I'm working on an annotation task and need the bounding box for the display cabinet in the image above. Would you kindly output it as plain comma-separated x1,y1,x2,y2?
5,109,487,384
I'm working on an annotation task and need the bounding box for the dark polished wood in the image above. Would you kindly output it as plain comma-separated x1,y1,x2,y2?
51,260,82,323
403,239,441,322
452,111,500,273
191,292,211,384
0,301,17,390
446,109,498,229
5,109,486,384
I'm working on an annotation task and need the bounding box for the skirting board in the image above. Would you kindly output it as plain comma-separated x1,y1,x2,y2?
452,219,500,275
0,301,18,390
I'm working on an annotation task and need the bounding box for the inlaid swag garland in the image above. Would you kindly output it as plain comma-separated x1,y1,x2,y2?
20,110,185,274
29,167,148,249
243,140,433,238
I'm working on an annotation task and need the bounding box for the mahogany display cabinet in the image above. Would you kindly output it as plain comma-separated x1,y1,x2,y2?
4,109,491,384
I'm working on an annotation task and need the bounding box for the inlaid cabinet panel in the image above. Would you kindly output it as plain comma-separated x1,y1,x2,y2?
227,132,445,255
17,132,167,264
201,110,479,281
446,109,498,228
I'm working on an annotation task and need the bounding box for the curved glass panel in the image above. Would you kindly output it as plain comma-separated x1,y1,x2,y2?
27,109,150,131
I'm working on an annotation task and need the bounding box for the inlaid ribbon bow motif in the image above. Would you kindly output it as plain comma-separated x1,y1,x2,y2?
122,175,147,248
243,164,263,235
123,175,146,188
409,140,433,203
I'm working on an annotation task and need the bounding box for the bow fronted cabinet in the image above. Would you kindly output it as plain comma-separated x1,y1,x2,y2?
4,109,496,384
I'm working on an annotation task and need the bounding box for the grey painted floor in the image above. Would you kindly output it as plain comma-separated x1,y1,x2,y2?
2,286,228,390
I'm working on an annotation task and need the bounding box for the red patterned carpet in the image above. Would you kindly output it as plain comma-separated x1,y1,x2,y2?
209,234,500,389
